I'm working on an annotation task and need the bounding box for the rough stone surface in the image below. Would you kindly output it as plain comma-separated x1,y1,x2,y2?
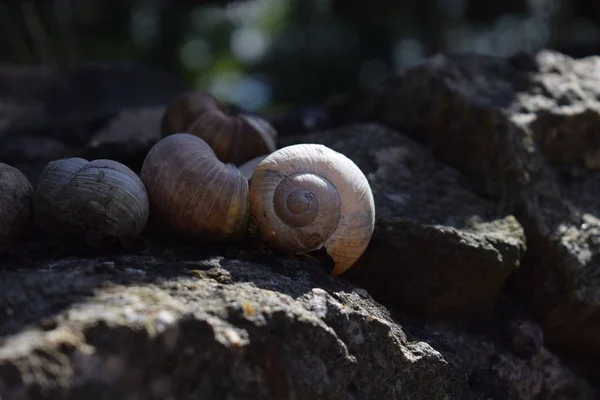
281,124,526,319
0,239,475,400
367,49,600,372
423,316,595,399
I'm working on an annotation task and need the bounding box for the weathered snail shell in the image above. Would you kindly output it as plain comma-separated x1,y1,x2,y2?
141,133,249,240
34,158,150,247
248,144,375,276
161,91,277,166
0,163,33,253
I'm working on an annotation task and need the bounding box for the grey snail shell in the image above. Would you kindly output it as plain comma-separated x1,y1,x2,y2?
140,133,249,240
248,144,375,276
34,158,150,247
0,163,34,254
161,91,277,166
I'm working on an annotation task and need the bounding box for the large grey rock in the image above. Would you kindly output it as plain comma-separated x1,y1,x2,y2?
367,50,600,372
0,244,475,400
281,124,525,319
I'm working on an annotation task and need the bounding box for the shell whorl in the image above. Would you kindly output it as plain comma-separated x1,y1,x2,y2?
249,144,375,276
140,133,249,240
34,158,150,246
162,91,277,166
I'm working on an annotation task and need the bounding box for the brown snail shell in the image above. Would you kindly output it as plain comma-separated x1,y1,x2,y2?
34,158,150,247
248,144,375,276
141,133,249,240
0,163,33,254
161,91,277,166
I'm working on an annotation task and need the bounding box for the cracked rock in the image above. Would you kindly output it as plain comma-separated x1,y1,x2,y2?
369,49,600,373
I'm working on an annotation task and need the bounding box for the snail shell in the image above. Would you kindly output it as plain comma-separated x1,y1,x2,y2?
0,163,33,253
141,133,249,240
162,91,277,166
34,158,150,247
248,144,375,276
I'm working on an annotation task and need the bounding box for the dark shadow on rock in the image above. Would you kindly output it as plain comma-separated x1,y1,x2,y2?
75,106,166,173
390,291,598,399
0,221,342,340
0,226,478,399
362,48,600,387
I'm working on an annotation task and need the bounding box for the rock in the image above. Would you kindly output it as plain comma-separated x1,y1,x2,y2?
404,291,597,399
425,318,596,400
0,135,70,185
324,90,380,128
0,136,67,164
0,62,185,145
0,245,476,400
78,107,166,172
367,50,600,373
269,105,332,136
280,123,526,319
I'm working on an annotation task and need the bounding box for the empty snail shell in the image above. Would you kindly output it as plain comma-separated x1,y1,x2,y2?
141,133,249,240
34,158,150,247
0,163,33,254
162,91,277,166
248,144,375,276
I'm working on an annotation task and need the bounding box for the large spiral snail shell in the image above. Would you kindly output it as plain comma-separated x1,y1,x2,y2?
0,163,33,254
161,91,277,166
34,158,150,247
141,133,249,240
248,144,375,276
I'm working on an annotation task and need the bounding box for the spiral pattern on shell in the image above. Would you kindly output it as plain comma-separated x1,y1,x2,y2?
0,163,33,253
34,158,150,247
141,133,249,240
248,144,375,276
162,91,277,166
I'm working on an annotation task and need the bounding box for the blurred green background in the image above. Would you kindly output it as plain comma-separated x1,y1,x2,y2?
1,0,598,116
